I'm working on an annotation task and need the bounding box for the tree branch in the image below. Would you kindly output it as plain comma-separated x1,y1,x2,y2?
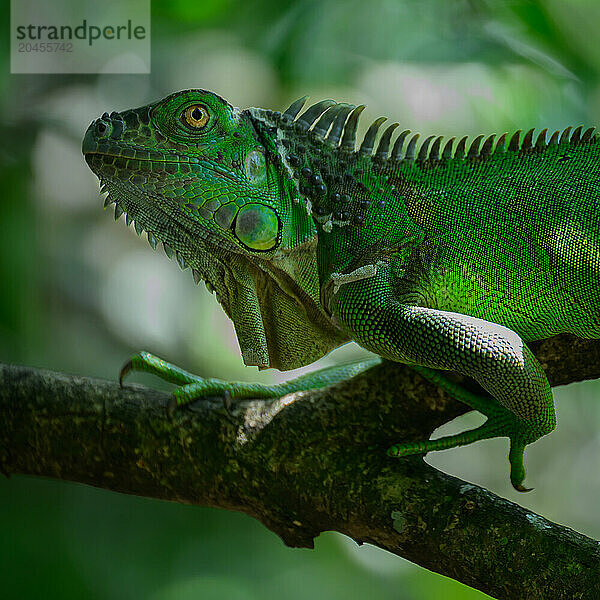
2,334,600,600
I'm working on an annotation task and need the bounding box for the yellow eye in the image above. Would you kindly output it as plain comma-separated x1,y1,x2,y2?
182,104,210,129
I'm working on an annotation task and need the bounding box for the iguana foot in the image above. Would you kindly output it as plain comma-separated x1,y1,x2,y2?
119,351,283,408
119,351,380,409
387,417,533,492
387,366,537,492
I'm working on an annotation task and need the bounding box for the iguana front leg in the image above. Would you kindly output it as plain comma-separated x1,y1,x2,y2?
329,268,556,491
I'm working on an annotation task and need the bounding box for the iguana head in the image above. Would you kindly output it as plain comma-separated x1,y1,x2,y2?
82,89,348,370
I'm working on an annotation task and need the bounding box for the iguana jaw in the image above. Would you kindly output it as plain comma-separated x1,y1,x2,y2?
84,169,346,370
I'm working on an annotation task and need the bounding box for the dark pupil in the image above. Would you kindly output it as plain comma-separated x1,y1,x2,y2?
191,107,203,121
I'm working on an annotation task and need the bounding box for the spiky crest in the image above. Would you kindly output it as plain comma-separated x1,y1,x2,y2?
269,97,598,166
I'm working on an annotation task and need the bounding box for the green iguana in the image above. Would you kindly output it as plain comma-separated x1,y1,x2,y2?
82,89,600,491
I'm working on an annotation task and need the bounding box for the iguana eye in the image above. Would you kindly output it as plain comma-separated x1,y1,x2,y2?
233,203,280,251
181,104,210,129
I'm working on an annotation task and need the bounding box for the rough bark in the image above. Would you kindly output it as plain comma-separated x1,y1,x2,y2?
1,334,600,600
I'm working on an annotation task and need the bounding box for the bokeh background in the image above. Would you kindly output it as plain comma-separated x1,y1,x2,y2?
2,1,600,598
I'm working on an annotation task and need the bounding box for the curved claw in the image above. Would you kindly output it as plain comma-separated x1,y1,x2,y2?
119,359,133,387
512,482,534,493
509,442,533,492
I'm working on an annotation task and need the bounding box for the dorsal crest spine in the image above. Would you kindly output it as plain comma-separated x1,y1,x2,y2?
272,97,598,165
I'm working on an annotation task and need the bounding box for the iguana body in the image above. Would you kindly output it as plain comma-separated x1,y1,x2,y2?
82,90,600,490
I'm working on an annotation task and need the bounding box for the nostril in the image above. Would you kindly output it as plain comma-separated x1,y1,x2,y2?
96,121,108,135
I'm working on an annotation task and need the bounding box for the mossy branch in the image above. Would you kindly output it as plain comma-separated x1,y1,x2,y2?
1,334,600,600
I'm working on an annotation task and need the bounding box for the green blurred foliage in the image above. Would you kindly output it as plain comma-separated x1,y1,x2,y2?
2,0,600,598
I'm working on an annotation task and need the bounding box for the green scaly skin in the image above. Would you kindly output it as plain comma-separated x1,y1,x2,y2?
82,90,600,490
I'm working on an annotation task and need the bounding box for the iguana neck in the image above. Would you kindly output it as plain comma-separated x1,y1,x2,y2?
249,103,426,283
